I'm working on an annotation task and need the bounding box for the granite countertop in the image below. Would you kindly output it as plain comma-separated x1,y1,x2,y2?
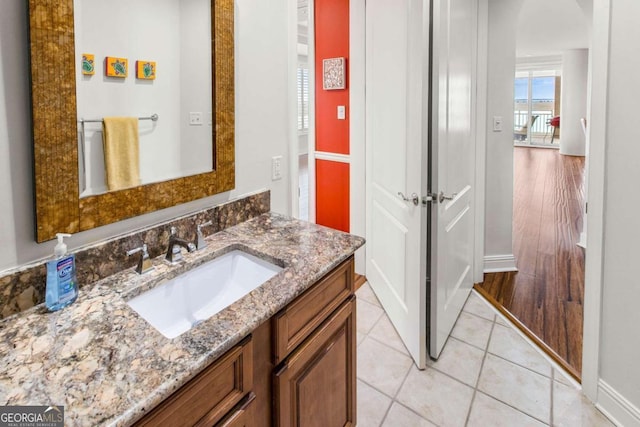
0,213,365,426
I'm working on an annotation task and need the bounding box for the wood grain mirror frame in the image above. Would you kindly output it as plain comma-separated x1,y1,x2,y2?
28,0,235,243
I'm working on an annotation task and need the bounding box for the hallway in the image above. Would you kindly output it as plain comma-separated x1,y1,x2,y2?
476,147,585,378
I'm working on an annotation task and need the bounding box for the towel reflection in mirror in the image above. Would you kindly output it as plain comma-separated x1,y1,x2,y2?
102,117,141,191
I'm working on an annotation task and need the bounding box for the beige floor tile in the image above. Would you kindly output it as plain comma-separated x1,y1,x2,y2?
357,297,385,335
495,314,510,326
357,336,413,397
369,314,410,355
553,369,578,388
357,331,366,347
381,402,436,427
488,323,552,377
478,354,551,423
426,337,485,387
357,379,393,427
467,392,547,427
463,292,497,321
451,312,494,350
396,366,474,427
356,282,382,307
553,381,616,427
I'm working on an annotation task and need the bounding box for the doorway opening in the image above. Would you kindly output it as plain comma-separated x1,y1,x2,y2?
475,0,589,380
296,0,312,222
477,147,585,378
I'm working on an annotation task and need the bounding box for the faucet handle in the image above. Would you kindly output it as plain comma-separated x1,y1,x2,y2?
196,221,213,250
127,244,154,274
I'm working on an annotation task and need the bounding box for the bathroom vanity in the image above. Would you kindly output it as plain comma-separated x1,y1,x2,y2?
135,256,355,427
0,213,364,426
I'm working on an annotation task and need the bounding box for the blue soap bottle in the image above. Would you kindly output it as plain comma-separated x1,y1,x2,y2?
45,233,78,311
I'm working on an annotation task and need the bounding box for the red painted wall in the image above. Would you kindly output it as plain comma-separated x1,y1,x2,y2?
315,0,350,232
315,0,350,155
316,160,350,233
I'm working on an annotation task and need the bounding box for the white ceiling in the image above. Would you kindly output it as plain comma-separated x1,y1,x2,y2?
516,0,591,58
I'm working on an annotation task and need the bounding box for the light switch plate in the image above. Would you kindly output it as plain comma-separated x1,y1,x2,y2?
337,105,346,120
272,156,283,181
493,116,503,132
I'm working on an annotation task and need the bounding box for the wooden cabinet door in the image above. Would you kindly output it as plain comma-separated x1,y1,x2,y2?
135,336,253,427
274,296,356,427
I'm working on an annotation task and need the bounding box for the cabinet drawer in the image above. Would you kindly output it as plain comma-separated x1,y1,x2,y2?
274,296,356,427
214,392,256,427
135,336,253,427
274,257,354,364
273,256,354,363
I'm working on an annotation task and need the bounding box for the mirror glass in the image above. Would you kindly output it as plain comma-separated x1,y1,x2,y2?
29,0,234,243
74,0,213,197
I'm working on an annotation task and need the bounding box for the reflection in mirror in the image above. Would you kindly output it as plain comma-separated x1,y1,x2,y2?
29,0,234,243
74,0,213,197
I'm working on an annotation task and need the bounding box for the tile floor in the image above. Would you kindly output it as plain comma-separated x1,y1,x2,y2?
355,284,615,427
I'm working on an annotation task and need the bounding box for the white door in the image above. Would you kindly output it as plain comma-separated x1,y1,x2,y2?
429,0,477,358
366,0,477,365
365,0,430,367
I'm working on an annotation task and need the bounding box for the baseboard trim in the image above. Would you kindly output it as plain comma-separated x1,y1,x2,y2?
354,274,367,290
597,379,640,427
483,254,518,273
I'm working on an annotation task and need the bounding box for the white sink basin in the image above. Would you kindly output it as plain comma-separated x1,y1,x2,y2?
127,250,283,339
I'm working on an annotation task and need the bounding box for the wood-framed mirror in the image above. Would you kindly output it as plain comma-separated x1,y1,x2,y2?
28,0,235,243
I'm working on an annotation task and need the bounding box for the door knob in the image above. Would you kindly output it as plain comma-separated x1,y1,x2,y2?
398,192,419,206
438,191,457,203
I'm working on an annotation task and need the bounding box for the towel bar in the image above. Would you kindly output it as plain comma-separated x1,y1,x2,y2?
79,113,159,124
78,114,158,195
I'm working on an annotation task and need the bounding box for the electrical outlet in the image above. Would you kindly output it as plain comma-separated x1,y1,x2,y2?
189,112,203,126
272,156,283,181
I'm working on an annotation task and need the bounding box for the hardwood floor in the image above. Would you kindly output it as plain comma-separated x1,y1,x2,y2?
475,147,585,379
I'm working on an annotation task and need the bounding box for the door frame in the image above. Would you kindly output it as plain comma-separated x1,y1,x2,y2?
580,0,609,402
288,0,367,274
474,0,606,403
290,0,605,398
288,0,317,223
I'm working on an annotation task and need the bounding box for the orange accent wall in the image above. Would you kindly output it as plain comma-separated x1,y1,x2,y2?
316,160,350,233
315,0,349,155
315,0,350,232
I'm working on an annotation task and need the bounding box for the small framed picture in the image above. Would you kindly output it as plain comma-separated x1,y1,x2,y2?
81,54,95,75
136,60,156,80
323,57,346,90
105,56,128,78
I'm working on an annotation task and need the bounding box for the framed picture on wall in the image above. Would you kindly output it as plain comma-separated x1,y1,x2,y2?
323,57,346,90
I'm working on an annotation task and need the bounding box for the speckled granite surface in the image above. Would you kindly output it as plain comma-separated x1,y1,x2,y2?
0,191,270,319
0,213,365,426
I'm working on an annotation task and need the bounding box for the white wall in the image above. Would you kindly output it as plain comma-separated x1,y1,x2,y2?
559,48,588,156
180,0,214,177
0,0,290,272
483,0,522,272
595,0,640,423
75,0,183,193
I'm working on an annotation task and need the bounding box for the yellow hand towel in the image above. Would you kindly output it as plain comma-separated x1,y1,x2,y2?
102,117,141,191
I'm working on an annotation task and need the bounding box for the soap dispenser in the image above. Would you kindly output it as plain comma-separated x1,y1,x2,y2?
45,233,79,311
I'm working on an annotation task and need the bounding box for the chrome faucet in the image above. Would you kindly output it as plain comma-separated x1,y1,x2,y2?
196,220,213,250
127,243,154,274
165,226,196,264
